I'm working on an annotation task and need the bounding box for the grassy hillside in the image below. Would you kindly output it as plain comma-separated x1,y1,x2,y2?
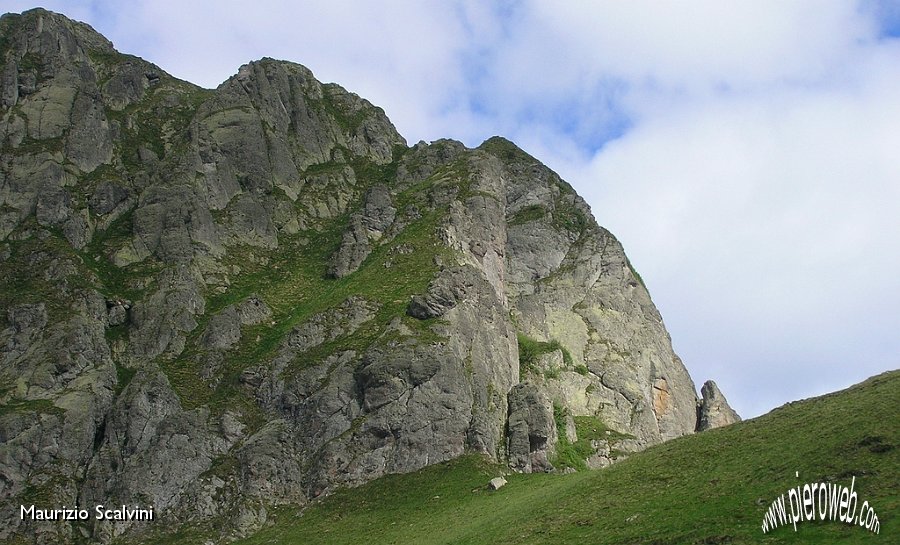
208,370,898,545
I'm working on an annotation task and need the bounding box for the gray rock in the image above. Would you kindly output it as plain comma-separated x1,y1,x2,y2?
130,185,222,264
80,370,236,542
3,303,48,355
89,182,131,216
483,136,700,450
585,439,614,469
488,476,507,490
1,59,18,108
101,60,152,111
696,380,741,431
328,185,396,278
237,295,272,325
200,305,241,350
64,87,113,172
283,296,376,355
128,267,205,359
224,194,278,249
407,267,471,319
564,413,578,444
0,299,116,542
507,383,557,473
107,303,128,326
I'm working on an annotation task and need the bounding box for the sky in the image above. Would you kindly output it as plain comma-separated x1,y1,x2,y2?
6,1,899,418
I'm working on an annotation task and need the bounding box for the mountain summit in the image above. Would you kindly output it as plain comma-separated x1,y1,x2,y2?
0,9,737,543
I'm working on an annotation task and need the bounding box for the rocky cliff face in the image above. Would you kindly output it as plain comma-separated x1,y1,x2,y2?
0,9,737,544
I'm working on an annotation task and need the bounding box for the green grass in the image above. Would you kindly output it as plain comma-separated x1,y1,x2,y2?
87,47,121,69
517,332,554,374
79,209,161,302
216,371,899,545
114,362,136,395
479,136,540,164
6,134,65,155
550,194,589,235
161,206,445,404
508,204,546,226
0,221,91,323
626,257,646,288
104,77,211,171
516,333,573,377
551,405,631,471
0,14,18,61
320,84,370,134
0,398,64,416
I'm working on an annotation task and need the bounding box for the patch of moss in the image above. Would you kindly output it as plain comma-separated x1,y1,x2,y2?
108,82,211,172
552,406,628,472
18,474,69,507
461,189,501,203
303,159,345,177
104,323,129,344
552,404,586,471
17,51,42,71
351,156,400,188
12,135,65,155
478,136,539,164
78,210,159,302
560,346,574,367
200,453,239,480
377,314,450,348
114,362,135,395
0,398,64,416
0,224,82,323
516,332,571,377
87,48,120,69
626,257,646,288
0,14,20,61
508,204,546,226
319,84,369,134
550,196,589,235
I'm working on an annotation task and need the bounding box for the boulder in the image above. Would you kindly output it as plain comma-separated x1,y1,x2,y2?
696,380,741,431
507,383,557,473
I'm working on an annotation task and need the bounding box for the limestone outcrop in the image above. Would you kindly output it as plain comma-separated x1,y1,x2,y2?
697,380,742,431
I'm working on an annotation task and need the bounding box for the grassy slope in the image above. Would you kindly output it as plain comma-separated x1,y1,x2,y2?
229,371,898,545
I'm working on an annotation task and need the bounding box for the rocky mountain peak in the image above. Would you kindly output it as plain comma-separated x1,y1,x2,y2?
1,8,117,64
1,9,736,544
697,379,741,431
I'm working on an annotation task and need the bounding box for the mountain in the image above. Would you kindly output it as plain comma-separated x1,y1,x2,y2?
0,9,737,544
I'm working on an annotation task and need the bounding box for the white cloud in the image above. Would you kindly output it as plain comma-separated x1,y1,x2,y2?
530,1,871,85
559,41,900,417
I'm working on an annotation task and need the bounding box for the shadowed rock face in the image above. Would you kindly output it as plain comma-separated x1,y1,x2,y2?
0,8,732,544
697,380,742,431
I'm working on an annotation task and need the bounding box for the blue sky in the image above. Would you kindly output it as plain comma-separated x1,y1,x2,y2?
5,1,899,418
